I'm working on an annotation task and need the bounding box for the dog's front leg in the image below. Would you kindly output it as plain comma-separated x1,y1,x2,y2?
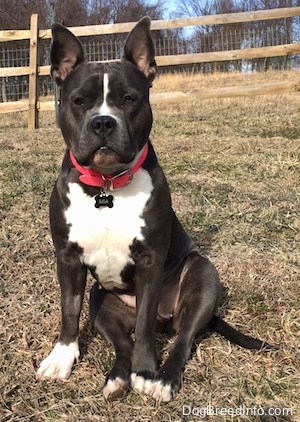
130,251,163,394
37,253,87,380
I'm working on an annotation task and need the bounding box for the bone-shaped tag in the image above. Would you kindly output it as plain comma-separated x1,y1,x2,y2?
94,189,114,209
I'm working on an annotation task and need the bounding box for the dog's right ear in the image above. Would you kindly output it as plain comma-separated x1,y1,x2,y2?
50,23,85,85
123,16,157,84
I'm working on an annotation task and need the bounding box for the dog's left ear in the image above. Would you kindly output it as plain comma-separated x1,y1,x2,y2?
123,16,157,84
50,23,85,85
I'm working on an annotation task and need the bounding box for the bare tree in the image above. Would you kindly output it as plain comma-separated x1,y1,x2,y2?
50,0,88,26
87,0,112,25
0,0,48,29
87,0,163,24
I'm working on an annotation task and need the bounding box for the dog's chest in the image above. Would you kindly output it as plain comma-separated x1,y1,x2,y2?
64,169,153,289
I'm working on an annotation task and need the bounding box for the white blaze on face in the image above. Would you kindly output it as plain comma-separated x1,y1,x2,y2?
100,73,113,115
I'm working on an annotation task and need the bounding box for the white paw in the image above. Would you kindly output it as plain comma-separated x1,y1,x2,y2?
130,373,155,395
103,377,129,401
150,380,173,402
36,340,79,380
131,374,173,402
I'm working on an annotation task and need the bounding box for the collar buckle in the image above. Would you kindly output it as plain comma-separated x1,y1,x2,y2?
104,169,133,191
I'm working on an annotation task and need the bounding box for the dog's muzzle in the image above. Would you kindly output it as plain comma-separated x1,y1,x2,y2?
90,115,117,140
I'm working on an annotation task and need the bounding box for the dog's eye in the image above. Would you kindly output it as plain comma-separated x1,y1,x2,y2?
74,97,84,106
124,96,134,104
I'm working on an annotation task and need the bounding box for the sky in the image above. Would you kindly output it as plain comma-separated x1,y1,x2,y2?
161,0,180,18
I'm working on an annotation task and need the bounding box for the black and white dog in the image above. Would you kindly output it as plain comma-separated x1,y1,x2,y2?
36,17,275,402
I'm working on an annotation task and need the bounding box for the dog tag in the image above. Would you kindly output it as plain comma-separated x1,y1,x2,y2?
94,189,114,209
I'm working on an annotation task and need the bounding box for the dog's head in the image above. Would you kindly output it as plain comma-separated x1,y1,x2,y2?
50,17,157,173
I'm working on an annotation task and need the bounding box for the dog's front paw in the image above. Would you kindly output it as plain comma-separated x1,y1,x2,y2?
131,373,175,402
103,377,129,401
36,341,79,380
130,372,156,396
149,380,175,402
131,370,180,402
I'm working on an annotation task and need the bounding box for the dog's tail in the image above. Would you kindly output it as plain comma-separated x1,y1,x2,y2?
208,315,278,351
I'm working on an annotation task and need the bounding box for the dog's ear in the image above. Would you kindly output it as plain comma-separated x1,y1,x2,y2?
50,23,85,85
123,16,157,84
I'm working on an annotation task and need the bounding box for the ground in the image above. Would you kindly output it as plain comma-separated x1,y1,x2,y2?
0,71,299,421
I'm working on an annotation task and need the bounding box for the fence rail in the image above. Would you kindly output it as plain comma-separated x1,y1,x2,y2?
1,8,300,128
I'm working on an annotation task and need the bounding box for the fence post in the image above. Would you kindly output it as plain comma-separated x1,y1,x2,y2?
28,14,39,129
50,4,60,126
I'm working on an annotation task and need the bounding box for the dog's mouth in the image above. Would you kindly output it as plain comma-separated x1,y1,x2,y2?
92,147,118,167
84,146,135,172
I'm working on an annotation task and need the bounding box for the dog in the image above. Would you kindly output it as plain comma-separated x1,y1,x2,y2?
36,17,275,402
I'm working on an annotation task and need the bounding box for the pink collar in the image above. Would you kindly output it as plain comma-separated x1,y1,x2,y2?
69,143,149,190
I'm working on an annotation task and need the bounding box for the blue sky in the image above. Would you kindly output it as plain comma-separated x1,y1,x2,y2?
163,0,178,17
160,0,181,18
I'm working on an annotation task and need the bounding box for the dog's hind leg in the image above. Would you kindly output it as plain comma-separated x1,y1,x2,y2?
90,283,136,401
150,253,221,402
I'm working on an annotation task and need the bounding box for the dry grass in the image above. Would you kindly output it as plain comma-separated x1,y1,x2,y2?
0,71,299,421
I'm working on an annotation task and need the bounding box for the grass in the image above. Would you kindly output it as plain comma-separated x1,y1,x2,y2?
0,70,299,421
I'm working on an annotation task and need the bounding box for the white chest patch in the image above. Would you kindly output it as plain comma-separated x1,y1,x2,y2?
64,168,153,289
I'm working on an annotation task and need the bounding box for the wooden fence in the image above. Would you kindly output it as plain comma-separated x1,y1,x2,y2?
1,7,300,129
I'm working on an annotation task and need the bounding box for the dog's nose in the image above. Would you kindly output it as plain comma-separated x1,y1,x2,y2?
90,115,116,139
